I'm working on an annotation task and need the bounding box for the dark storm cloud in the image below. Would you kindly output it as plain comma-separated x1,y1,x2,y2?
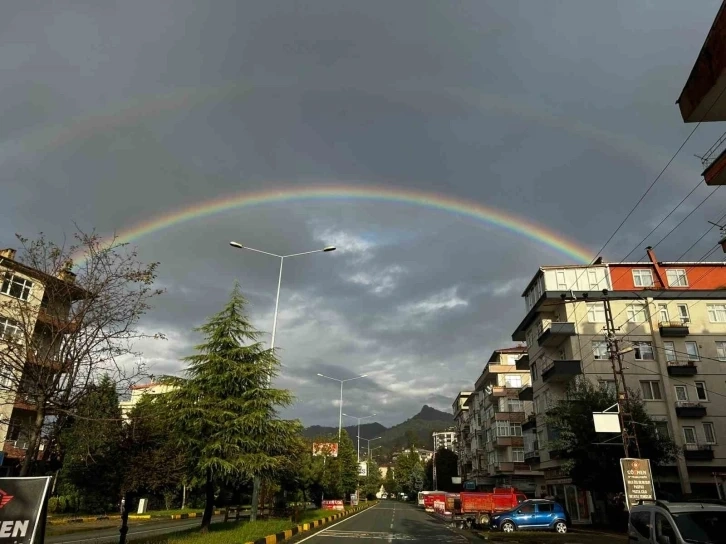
2,0,724,426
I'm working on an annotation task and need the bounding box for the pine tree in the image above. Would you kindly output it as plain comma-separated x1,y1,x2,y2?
162,284,302,530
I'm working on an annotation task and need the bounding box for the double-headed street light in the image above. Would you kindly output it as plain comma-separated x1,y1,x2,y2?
317,374,367,440
358,436,382,462
343,413,376,463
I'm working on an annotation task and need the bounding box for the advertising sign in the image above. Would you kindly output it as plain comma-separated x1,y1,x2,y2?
351,493,358,506
0,476,52,544
321,500,344,511
620,458,656,510
312,442,338,457
358,461,367,477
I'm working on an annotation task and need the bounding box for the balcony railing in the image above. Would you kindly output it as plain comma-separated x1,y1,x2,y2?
683,443,715,461
491,386,521,398
675,401,707,418
541,359,582,383
659,320,690,337
522,414,537,431
537,321,576,347
518,385,533,402
667,360,698,376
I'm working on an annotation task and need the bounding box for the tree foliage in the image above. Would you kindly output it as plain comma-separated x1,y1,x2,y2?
362,458,382,499
545,378,678,494
425,447,459,492
394,451,424,497
384,466,399,496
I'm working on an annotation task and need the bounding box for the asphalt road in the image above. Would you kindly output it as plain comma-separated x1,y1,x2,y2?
295,501,475,543
46,515,225,544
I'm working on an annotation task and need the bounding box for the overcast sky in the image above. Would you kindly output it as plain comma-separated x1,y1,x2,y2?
1,1,725,427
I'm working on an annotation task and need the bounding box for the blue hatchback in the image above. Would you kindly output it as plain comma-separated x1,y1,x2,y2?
489,499,571,534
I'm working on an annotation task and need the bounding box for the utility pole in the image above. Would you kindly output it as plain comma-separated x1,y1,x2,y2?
603,298,642,459
432,450,438,491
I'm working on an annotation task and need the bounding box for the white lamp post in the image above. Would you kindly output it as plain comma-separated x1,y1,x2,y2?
343,413,376,463
317,374,367,440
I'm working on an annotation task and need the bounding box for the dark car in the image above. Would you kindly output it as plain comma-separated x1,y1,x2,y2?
489,499,570,534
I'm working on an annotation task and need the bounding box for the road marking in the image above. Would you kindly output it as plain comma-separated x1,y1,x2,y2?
295,504,379,543
314,531,465,541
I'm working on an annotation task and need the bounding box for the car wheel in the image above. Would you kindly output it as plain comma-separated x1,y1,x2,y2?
502,521,516,532
479,514,490,526
554,521,568,534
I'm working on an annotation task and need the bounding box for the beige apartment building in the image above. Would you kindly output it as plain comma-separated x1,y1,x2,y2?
0,247,86,474
119,381,176,420
512,249,726,523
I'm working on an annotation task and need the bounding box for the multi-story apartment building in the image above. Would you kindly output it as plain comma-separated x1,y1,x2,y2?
0,247,87,474
452,392,472,478
119,381,176,420
432,429,457,452
512,248,726,523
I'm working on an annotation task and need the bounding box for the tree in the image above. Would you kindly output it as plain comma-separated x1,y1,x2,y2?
384,466,399,496
57,375,123,513
394,450,424,497
425,448,459,491
0,231,163,476
362,458,382,499
161,284,301,531
545,377,678,494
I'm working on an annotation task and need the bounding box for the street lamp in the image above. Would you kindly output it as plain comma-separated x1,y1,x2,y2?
358,436,382,462
317,374,368,440
343,413,376,463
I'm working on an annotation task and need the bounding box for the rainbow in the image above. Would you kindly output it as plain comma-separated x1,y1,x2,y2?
71,185,592,264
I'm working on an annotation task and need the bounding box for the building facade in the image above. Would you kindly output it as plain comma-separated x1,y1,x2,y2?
512,249,726,523
452,391,472,477
119,382,176,420
432,429,457,452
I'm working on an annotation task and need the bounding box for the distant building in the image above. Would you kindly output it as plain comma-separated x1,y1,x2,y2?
392,448,434,464
432,429,457,452
452,392,472,477
119,382,176,419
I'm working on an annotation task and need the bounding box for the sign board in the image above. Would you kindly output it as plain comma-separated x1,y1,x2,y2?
351,493,358,506
451,476,462,484
312,442,339,457
463,480,476,491
321,500,344,511
358,461,368,477
620,458,656,510
593,412,621,433
0,476,52,544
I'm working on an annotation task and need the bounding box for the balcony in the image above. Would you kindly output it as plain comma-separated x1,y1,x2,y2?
541,359,582,383
492,462,531,473
683,444,715,461
522,414,537,431
494,436,524,448
519,385,533,402
3,440,45,460
675,401,707,418
494,411,526,423
659,321,690,337
537,321,576,347
36,309,81,334
515,355,530,371
524,446,540,464
492,386,521,398
667,360,698,377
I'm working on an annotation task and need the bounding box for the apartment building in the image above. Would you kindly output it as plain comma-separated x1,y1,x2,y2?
119,381,176,420
452,391,472,478
512,248,726,523
432,429,457,452
0,248,87,474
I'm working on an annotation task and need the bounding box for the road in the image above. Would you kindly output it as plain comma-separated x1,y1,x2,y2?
294,501,475,543
46,515,225,544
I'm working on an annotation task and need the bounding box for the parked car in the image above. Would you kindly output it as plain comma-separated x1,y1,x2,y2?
628,499,726,543
489,499,570,534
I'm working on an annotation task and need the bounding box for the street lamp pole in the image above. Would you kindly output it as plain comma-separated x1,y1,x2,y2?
343,413,376,463
358,436,382,461
317,374,367,440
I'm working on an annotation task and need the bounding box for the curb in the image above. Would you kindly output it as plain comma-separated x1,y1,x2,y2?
245,502,377,544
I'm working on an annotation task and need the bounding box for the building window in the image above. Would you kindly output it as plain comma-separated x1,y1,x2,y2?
658,304,669,322
641,381,662,400
685,341,700,361
654,421,670,439
663,341,677,362
555,270,567,290
708,304,726,323
1,273,33,301
587,302,606,323
600,380,616,395
632,269,654,287
496,421,509,437
666,269,688,287
674,385,688,402
633,342,654,360
587,269,599,290
531,361,538,382
703,423,716,444
512,448,525,462
504,375,522,388
507,399,523,413
0,318,21,342
627,304,647,323
592,341,609,360
683,426,697,445
676,304,690,323
695,382,708,402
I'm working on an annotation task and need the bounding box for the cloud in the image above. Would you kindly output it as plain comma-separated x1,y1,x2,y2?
346,265,407,295
400,286,468,315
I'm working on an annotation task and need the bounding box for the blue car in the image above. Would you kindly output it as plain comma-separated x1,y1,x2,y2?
489,499,571,534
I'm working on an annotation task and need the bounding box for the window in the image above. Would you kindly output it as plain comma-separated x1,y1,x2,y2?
674,385,688,401
519,503,535,514
630,511,651,540
600,380,616,395
0,318,21,342
587,269,599,290
592,341,609,360
654,421,670,439
695,382,708,401
531,361,538,382
507,399,523,413
677,304,690,323
666,269,688,287
0,273,33,301
685,341,700,361
504,375,522,388
683,427,697,445
627,304,647,323
509,423,522,437
654,513,677,543
641,381,662,400
663,341,677,362
717,341,726,361
703,423,716,444
632,269,654,287
555,270,567,290
512,448,524,462
658,303,669,322
587,302,606,323
537,503,554,513
634,342,654,360
708,304,726,323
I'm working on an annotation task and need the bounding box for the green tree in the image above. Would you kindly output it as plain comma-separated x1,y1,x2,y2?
384,466,399,496
362,458,382,499
57,375,123,513
162,284,301,530
394,451,423,497
425,448,460,492
545,378,678,494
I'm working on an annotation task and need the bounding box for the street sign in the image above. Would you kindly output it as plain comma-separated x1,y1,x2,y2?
358,461,368,477
620,458,656,510
0,476,52,544
463,480,476,491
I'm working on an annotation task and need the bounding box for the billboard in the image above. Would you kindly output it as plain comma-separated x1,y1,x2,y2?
620,458,656,510
312,442,339,457
358,461,368,477
322,500,344,511
0,476,52,544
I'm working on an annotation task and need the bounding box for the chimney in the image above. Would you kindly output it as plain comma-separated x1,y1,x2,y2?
0,248,16,260
56,261,76,283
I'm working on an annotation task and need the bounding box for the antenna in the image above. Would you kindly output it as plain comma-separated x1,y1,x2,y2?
709,220,726,253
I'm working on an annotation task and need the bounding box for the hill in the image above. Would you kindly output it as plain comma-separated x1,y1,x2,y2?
302,422,387,441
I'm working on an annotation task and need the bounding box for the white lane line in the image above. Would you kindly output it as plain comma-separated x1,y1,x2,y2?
52,521,201,544
295,504,379,543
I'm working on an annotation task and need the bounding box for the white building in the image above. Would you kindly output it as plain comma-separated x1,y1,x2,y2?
432,429,457,451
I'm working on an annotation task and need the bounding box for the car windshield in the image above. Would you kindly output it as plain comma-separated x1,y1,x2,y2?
672,511,726,543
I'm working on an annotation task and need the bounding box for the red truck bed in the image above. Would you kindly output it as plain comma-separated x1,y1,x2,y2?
450,488,528,526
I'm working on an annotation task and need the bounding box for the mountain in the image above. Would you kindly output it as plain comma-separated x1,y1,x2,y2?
302,422,387,441
411,405,453,422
